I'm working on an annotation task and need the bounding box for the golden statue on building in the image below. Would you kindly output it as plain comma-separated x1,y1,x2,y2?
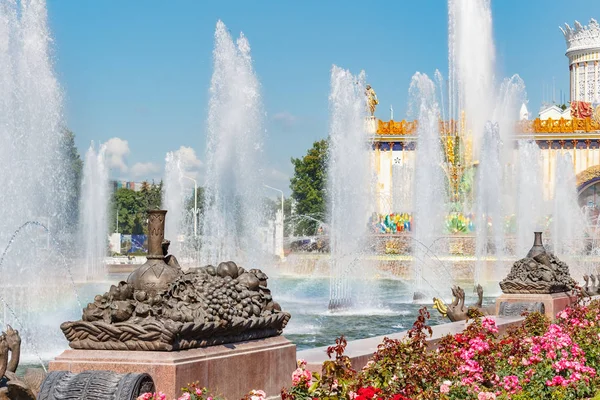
366,84,379,116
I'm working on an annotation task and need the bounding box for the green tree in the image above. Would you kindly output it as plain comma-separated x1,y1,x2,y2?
60,128,83,228
109,181,164,235
290,139,328,235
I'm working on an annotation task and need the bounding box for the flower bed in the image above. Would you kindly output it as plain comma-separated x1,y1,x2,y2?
283,298,600,399
136,296,600,399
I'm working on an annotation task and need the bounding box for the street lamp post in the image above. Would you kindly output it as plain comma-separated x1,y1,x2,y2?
264,184,285,260
183,175,199,237
263,184,284,223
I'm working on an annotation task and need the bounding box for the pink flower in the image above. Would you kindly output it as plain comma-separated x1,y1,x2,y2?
440,384,450,393
502,375,521,394
348,391,358,399
177,394,191,400
291,368,312,386
137,392,166,400
482,317,499,333
477,392,496,400
195,388,203,396
297,359,307,368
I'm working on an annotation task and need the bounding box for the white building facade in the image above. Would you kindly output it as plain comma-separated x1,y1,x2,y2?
561,18,600,103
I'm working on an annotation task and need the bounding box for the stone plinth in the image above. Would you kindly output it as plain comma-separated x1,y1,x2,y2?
49,336,296,400
495,292,577,321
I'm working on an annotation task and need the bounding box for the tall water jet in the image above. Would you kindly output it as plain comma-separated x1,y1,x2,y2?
446,0,531,288
474,122,505,284
552,153,586,272
327,66,373,310
410,73,448,297
79,142,109,279
163,148,202,263
515,140,544,256
448,0,495,157
163,151,186,244
200,21,265,268
392,163,413,213
0,0,77,359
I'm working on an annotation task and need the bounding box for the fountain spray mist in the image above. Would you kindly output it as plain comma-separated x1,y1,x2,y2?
0,0,78,359
409,73,448,296
200,21,265,268
448,0,495,156
552,153,586,277
474,122,505,284
327,66,375,310
447,0,530,287
79,142,109,280
163,151,186,243
515,140,544,257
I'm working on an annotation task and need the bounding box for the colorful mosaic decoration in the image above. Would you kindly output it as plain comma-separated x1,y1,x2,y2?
375,116,600,136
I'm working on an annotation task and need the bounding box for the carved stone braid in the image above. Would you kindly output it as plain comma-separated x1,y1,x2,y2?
61,311,290,351
38,371,154,400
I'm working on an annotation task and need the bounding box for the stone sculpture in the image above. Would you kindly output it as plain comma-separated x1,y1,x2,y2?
582,274,600,296
432,284,494,322
0,326,45,399
499,232,576,294
60,209,291,351
38,371,154,400
497,301,545,317
366,84,378,116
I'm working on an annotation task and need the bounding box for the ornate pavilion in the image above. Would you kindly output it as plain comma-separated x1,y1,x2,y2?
369,18,600,216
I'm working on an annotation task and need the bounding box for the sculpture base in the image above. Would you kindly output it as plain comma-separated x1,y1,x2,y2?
495,292,577,321
49,336,296,400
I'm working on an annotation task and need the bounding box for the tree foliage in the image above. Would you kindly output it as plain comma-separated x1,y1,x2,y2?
109,181,163,234
289,139,328,235
61,128,83,228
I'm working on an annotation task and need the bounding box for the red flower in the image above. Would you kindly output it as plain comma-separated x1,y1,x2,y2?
357,387,376,398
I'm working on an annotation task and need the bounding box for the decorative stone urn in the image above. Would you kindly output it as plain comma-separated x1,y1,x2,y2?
126,210,181,296
525,231,546,259
495,231,578,321
499,231,575,294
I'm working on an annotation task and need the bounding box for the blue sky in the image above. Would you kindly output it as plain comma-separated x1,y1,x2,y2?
48,0,598,194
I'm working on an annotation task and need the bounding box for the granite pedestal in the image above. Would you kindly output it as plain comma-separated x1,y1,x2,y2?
49,336,296,400
495,292,577,321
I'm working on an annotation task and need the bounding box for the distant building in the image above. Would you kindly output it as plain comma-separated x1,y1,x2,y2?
370,18,600,214
110,180,157,192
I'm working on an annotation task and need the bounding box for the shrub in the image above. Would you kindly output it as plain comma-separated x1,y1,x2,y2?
283,299,600,400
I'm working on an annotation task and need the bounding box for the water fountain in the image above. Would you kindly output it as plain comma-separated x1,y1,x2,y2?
0,0,79,360
474,123,505,286
515,140,544,257
163,151,186,244
409,73,448,297
200,20,265,269
552,152,587,276
327,66,374,310
79,142,109,280
415,0,530,290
